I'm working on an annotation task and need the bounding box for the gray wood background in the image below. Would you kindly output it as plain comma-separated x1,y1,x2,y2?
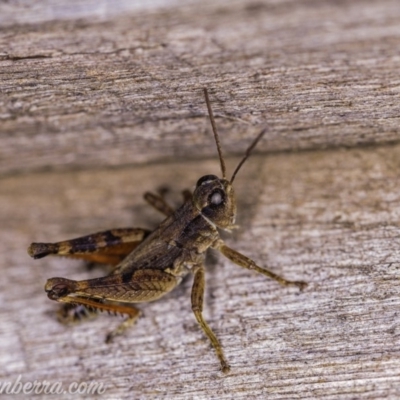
1,0,400,398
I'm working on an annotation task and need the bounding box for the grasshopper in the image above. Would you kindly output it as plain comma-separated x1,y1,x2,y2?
28,89,306,373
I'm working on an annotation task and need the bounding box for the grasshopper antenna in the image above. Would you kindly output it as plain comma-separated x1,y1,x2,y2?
230,127,267,184
204,88,227,179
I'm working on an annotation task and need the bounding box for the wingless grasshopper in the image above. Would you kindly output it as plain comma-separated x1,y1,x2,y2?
28,89,306,373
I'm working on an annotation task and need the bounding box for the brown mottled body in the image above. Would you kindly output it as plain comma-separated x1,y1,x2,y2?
29,89,306,373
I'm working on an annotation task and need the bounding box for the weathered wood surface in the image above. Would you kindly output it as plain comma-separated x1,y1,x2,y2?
1,0,400,399
1,0,400,176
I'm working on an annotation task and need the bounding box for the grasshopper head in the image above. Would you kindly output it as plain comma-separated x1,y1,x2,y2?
193,174,236,229
197,89,266,229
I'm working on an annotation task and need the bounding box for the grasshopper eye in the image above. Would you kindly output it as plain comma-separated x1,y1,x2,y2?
209,189,224,206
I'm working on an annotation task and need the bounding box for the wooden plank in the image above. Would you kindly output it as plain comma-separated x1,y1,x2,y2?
1,0,400,175
1,0,400,398
1,144,400,398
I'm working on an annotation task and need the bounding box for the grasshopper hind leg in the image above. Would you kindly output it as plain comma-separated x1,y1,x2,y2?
28,228,150,266
105,312,140,344
60,297,140,343
45,277,141,342
29,229,149,330
44,268,180,344
57,303,98,325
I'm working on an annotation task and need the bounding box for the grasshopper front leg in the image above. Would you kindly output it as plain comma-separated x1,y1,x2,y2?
214,239,307,290
144,192,175,216
144,190,192,216
191,265,230,373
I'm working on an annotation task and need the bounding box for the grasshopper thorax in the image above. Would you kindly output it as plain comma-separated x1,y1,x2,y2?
193,174,237,229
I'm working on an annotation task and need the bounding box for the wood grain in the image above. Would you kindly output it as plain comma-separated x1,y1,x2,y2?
1,0,400,176
1,0,400,399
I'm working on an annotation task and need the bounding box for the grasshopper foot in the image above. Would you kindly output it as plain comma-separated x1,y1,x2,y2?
105,312,141,344
221,361,231,373
292,280,307,291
